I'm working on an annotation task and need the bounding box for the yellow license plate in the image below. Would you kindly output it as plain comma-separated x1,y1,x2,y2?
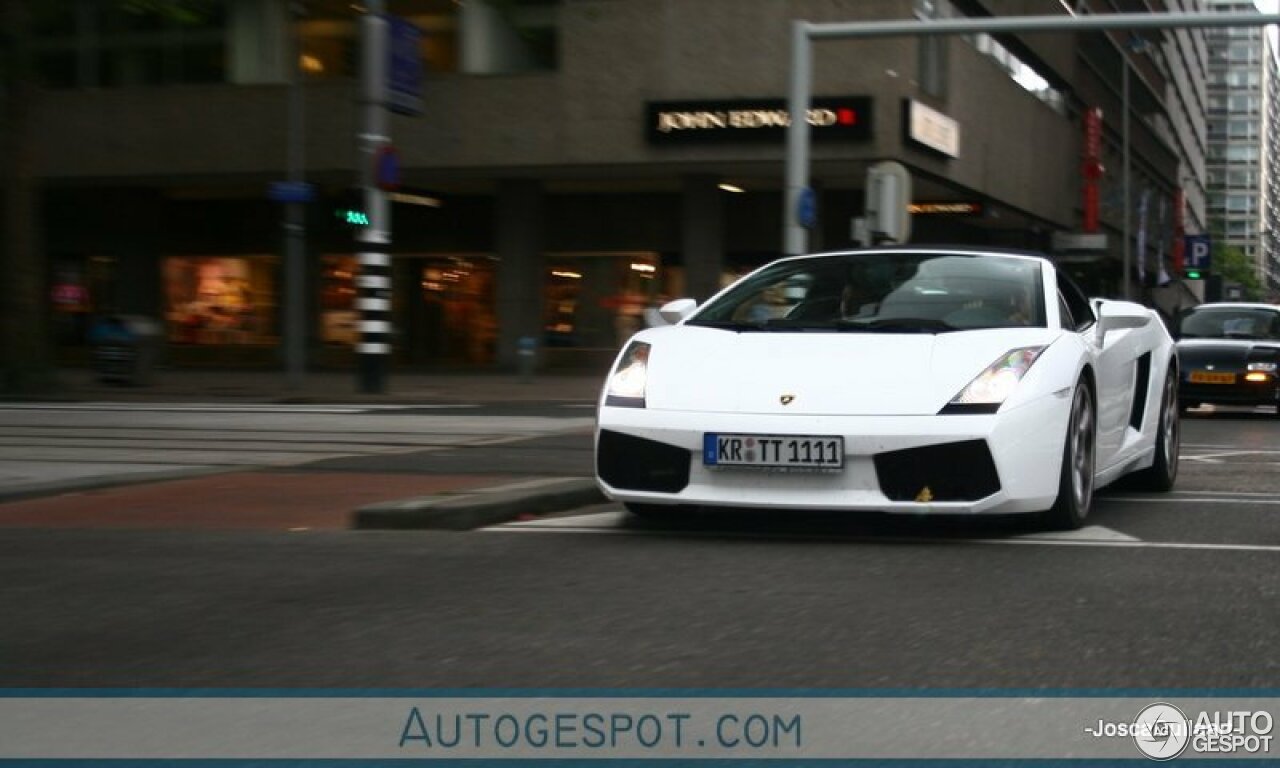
1190,370,1236,384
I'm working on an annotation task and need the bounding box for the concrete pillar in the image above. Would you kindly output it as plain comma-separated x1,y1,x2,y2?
681,175,724,302
228,0,289,84
495,179,545,369
460,0,533,75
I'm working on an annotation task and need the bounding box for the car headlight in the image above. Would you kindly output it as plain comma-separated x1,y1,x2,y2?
1246,362,1278,372
605,341,650,407
950,346,1046,407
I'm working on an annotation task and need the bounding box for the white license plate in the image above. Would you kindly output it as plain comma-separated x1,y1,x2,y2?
703,433,844,470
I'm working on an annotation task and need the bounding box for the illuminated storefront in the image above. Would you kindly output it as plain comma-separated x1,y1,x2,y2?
543,253,661,350
162,256,278,346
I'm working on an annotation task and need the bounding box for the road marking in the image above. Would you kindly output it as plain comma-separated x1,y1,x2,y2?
1185,450,1280,460
973,538,1280,554
498,514,1141,541
485,518,1280,554
0,403,473,414
1018,525,1140,542
1101,496,1280,505
1167,489,1280,497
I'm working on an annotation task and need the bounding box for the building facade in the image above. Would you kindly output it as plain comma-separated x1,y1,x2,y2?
20,0,1216,374
1205,0,1280,293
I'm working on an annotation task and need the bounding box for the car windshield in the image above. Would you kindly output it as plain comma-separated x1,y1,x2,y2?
687,251,1047,334
1178,307,1280,340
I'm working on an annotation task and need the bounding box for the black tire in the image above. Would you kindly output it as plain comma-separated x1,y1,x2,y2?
1129,367,1180,492
1044,379,1096,530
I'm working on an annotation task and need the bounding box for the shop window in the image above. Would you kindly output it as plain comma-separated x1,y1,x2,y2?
544,253,660,349
321,255,359,346
299,16,359,79
50,258,100,346
163,256,277,345
301,3,463,79
413,256,497,364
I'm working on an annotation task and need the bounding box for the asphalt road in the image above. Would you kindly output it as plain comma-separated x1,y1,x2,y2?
1,406,1278,688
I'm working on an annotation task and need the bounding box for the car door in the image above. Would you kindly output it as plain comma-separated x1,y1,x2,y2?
1089,302,1145,468
1057,274,1132,471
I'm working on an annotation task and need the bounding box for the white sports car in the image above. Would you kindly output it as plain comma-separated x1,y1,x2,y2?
595,247,1180,529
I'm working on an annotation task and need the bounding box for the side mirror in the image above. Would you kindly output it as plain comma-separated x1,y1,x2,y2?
658,298,698,325
1094,299,1151,344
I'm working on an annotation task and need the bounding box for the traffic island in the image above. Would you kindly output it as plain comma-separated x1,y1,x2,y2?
353,476,605,530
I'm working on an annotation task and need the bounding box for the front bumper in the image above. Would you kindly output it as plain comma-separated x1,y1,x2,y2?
595,393,1071,516
1181,372,1280,409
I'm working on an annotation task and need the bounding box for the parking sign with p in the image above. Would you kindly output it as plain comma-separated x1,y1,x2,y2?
1184,235,1211,277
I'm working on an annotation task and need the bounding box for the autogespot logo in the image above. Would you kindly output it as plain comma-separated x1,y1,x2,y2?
1132,703,1191,761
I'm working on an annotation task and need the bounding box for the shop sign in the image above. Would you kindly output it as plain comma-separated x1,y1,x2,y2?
904,99,960,158
646,97,872,144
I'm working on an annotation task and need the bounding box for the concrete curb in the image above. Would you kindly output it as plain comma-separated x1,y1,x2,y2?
353,476,606,530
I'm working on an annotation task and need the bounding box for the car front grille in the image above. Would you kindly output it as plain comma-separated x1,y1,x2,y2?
873,439,1001,502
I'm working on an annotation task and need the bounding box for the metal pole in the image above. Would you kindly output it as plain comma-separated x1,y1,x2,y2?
357,2,391,394
284,1,307,390
1122,53,1131,302
783,20,812,256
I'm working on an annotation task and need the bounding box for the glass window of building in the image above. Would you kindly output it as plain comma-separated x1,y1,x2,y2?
1226,145,1259,161
1228,120,1255,138
1228,170,1257,187
1227,219,1255,238
544,253,660,350
1226,195,1253,213
1228,95,1259,112
163,256,277,346
30,0,228,88
1229,43,1256,62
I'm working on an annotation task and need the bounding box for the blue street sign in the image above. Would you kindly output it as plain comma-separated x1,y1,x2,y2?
386,14,423,116
267,181,316,203
1184,235,1211,271
797,187,817,229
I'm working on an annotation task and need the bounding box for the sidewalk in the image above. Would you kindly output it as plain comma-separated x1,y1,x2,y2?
25,367,607,405
0,367,609,529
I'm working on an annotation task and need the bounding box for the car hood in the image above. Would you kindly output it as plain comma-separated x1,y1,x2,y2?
1178,339,1280,370
643,326,1062,415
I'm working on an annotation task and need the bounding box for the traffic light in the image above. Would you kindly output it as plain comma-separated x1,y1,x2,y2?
336,208,370,226
1184,268,1202,280
334,188,369,227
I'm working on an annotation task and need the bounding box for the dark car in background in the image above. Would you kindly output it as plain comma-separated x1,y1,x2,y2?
1175,302,1280,416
